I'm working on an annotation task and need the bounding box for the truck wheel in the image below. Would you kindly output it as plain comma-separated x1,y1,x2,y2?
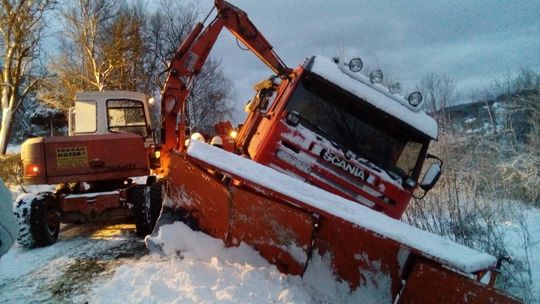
130,181,163,236
14,192,61,248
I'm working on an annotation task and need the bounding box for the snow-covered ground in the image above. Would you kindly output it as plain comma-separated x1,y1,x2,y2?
0,184,368,303
501,204,540,302
1,184,538,303
89,222,375,304
0,220,368,303
0,222,147,303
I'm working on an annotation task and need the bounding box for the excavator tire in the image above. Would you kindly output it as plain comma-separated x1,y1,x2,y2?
130,180,163,236
14,192,60,248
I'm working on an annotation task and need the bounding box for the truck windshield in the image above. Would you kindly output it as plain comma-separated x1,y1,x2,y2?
107,99,148,138
286,73,429,180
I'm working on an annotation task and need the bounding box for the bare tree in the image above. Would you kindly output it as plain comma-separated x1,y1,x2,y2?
418,73,459,131
0,0,55,154
147,0,233,135
145,0,197,73
186,59,233,134
42,0,232,133
41,0,149,112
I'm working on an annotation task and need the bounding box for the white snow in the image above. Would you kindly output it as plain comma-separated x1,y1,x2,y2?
308,56,438,139
87,221,385,304
187,141,496,273
501,204,540,301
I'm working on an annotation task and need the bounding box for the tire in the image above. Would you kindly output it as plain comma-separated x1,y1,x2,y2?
14,192,61,248
129,180,163,236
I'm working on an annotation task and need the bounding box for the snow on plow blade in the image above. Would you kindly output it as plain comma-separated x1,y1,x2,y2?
156,141,520,303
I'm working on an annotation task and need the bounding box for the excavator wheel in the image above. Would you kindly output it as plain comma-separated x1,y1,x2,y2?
129,179,163,236
14,192,61,248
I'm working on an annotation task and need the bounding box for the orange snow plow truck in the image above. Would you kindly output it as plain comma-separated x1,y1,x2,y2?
17,0,519,302
152,1,520,302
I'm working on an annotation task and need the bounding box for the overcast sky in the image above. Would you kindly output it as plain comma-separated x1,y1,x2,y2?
184,0,539,119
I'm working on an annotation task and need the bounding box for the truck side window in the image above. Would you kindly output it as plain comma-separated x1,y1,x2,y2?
396,141,423,177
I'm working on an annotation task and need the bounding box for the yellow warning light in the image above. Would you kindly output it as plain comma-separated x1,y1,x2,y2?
229,130,238,139
154,150,161,158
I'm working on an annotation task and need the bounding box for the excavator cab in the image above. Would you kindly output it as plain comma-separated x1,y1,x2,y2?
68,91,155,146
67,91,161,170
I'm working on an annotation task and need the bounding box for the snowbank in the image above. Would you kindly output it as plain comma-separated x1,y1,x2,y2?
90,222,385,304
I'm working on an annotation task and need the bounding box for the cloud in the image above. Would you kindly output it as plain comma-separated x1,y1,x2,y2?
185,0,540,111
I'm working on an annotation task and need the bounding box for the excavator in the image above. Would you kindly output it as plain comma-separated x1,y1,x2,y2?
15,0,519,302
149,0,520,302
15,91,163,247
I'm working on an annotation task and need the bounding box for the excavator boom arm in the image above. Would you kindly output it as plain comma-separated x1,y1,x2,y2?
160,0,290,154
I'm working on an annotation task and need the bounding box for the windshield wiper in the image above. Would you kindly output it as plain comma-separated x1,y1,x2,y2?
287,111,329,136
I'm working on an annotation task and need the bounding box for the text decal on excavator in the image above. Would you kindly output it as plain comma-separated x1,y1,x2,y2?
56,147,88,168
321,149,369,181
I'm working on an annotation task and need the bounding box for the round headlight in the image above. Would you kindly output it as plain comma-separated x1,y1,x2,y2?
370,69,383,84
389,82,401,94
408,91,423,106
348,58,363,72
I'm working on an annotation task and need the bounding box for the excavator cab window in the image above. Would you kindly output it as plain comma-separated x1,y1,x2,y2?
107,99,148,138
74,100,97,134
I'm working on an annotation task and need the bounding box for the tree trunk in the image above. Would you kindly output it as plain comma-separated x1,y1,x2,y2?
0,107,13,154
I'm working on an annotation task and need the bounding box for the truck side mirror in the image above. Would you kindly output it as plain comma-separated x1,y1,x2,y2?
420,163,441,191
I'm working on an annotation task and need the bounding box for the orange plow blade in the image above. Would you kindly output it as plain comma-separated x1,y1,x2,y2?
155,141,520,303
